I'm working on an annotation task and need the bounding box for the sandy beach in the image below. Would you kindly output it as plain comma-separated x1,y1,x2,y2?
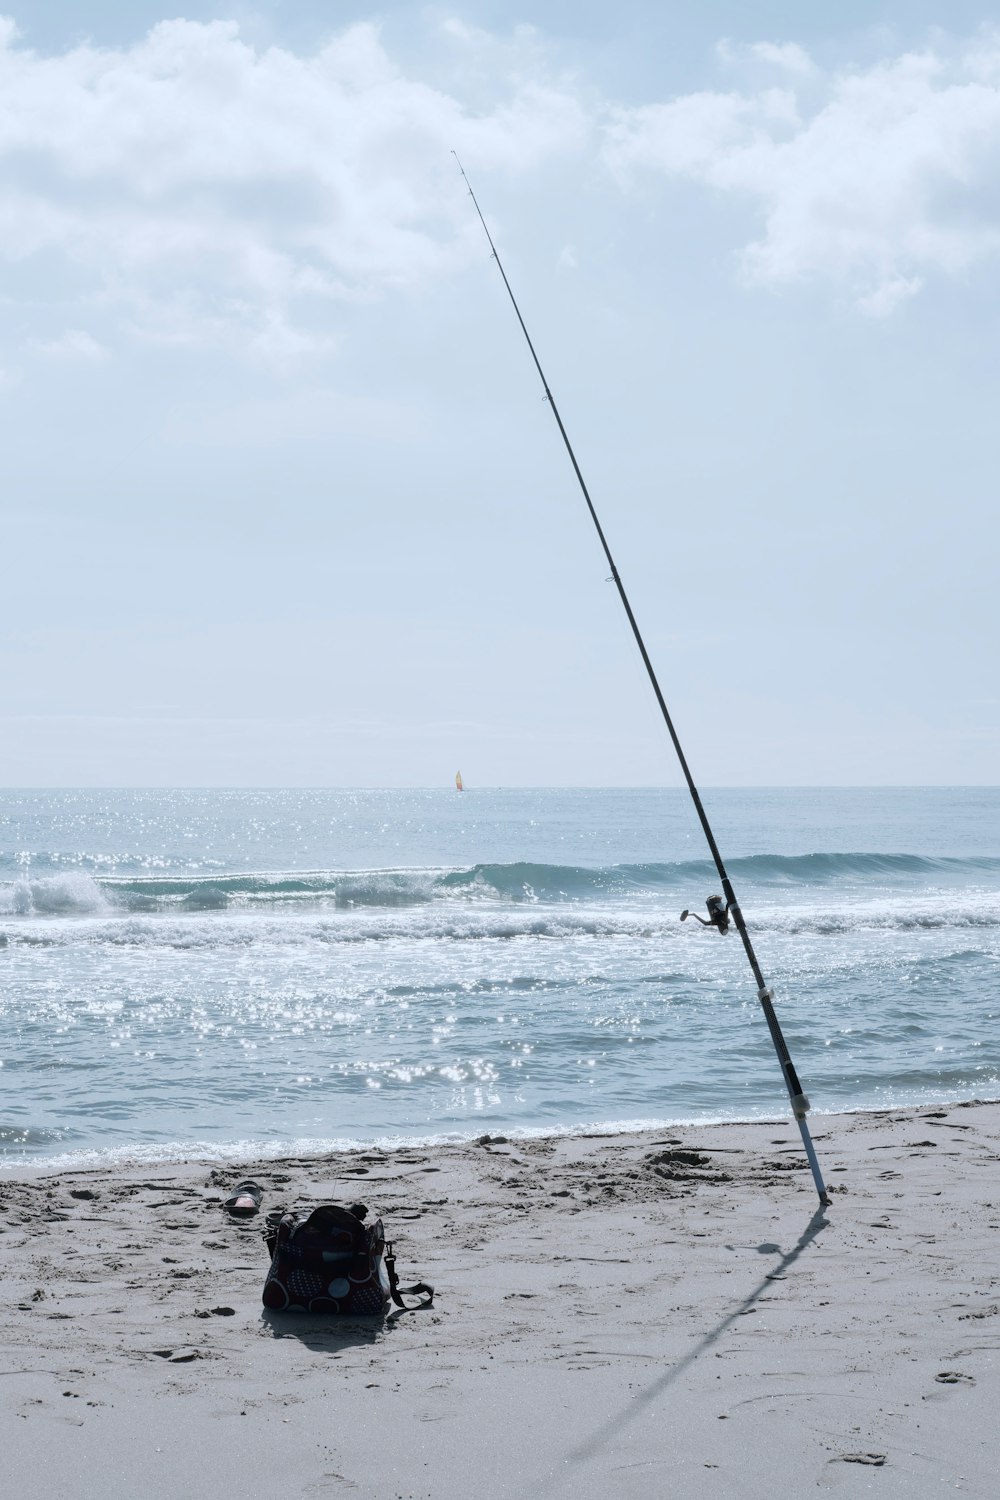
1,1102,998,1498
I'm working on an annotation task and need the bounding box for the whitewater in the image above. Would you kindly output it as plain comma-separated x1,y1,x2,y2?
1,787,997,1166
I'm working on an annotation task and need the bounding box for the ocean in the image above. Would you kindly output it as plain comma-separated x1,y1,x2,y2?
1,787,997,1168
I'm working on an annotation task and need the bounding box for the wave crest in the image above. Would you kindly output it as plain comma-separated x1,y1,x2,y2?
0,873,110,917
1,852,996,928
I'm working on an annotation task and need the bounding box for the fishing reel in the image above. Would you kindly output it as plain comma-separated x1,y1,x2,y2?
680,894,730,934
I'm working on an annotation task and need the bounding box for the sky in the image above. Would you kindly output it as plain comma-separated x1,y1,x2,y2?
1,2,999,787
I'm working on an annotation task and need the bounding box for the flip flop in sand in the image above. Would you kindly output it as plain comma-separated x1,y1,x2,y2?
224,1180,263,1218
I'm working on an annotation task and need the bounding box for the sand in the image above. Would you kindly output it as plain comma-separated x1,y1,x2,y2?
1,1102,998,1498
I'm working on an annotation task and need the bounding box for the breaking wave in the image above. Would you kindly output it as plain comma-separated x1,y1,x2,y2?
2,900,999,951
2,851,997,922
0,873,111,918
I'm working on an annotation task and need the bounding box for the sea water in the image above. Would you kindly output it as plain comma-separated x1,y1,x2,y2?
1,787,998,1166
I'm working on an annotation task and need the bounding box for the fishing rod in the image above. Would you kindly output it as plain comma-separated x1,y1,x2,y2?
454,153,829,1207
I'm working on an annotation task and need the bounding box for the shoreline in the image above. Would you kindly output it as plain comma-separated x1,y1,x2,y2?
3,1099,1000,1496
5,1092,1000,1178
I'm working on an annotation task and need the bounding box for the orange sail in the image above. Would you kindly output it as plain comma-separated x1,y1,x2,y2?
455,771,464,792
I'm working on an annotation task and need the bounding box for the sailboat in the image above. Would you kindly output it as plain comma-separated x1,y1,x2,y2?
455,771,464,792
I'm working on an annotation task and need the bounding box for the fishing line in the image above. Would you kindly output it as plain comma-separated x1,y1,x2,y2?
454,153,829,1206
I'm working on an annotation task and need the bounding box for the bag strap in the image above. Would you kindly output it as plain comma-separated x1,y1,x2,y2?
384,1243,434,1311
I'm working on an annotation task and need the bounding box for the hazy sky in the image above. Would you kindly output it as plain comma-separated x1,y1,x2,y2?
2,2,999,786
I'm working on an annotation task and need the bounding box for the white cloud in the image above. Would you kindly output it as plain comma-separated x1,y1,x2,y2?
605,33,1000,312
748,42,816,77
29,329,108,360
716,38,816,78
856,273,924,317
4,15,1000,342
0,18,589,356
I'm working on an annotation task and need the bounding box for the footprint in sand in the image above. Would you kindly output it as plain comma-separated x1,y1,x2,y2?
935,1370,975,1385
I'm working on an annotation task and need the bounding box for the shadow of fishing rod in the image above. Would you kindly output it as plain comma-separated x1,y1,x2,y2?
542,1204,830,1493
455,153,829,1206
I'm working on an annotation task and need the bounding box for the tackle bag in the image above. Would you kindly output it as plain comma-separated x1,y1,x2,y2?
261,1203,433,1315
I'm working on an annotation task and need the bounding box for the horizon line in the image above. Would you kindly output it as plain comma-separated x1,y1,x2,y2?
1,784,998,793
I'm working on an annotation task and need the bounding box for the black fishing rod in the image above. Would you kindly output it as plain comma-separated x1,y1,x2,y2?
455,154,829,1206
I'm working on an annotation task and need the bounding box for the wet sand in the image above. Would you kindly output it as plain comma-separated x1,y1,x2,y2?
1,1102,998,1497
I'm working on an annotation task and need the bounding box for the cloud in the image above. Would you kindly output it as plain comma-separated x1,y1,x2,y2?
0,17,589,356
605,32,1000,311
28,329,108,360
4,15,1000,343
716,39,816,78
748,42,816,77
